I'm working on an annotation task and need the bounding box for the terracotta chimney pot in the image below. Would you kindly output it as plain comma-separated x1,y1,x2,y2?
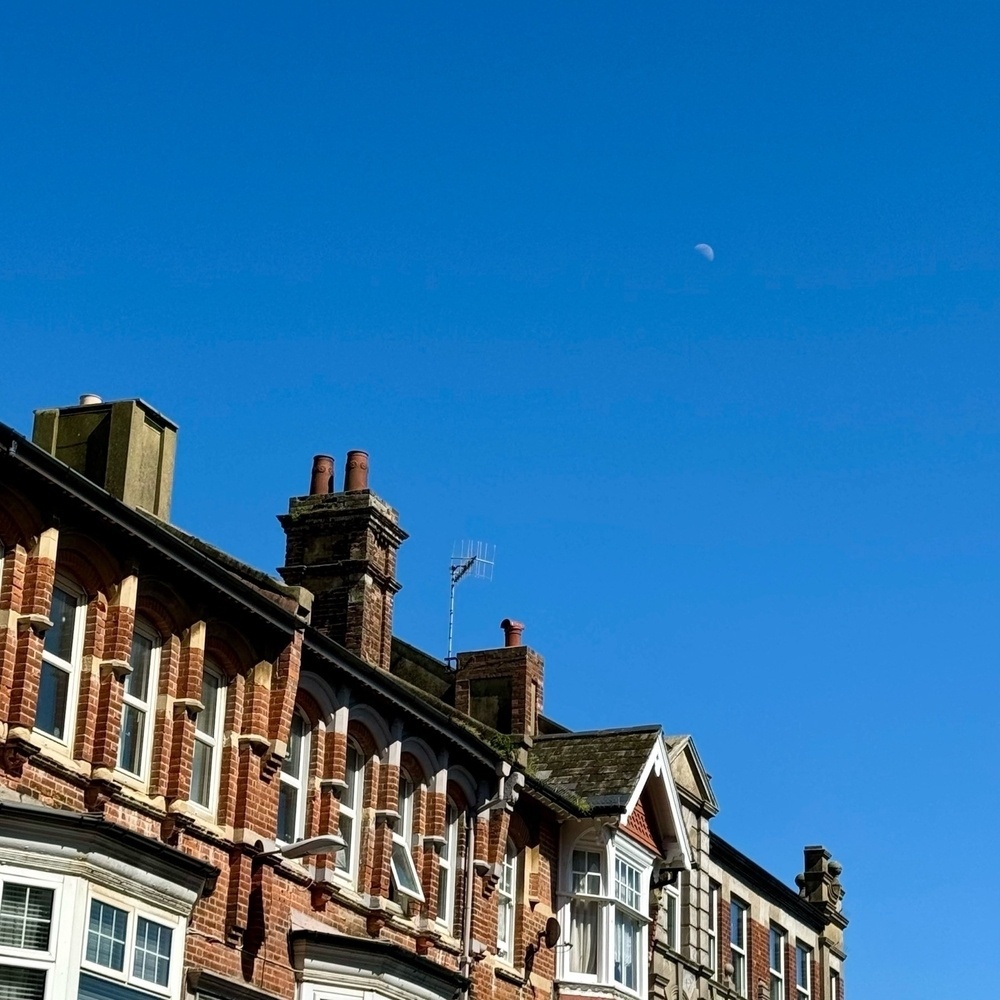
500,619,524,647
310,455,334,495
344,450,369,491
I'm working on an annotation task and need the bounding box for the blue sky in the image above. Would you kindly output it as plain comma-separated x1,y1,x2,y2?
1,4,997,995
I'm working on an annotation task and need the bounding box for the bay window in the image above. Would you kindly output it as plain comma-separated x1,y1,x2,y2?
38,581,85,743
0,874,57,999
560,834,652,996
83,891,177,994
0,869,185,1000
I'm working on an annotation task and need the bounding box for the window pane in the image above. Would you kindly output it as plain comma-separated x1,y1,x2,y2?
36,662,69,739
86,899,127,971
277,783,298,844
0,967,46,1000
44,586,77,662
614,910,640,990
0,884,53,951
497,896,513,959
197,669,221,735
191,740,213,808
127,632,153,701
133,917,172,987
336,812,353,872
390,840,422,896
569,898,598,974
731,902,744,947
284,713,305,775
117,703,145,775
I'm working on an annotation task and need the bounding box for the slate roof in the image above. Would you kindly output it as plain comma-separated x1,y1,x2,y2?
528,725,662,814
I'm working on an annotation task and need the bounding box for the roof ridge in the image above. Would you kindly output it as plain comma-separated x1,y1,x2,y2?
534,723,661,741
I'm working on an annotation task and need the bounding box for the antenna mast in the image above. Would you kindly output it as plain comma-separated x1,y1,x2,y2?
447,540,495,666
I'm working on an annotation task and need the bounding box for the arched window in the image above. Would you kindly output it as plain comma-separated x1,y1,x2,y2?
389,775,424,902
336,740,364,881
437,801,460,932
277,710,310,844
38,578,86,743
191,663,226,816
496,839,518,964
117,620,161,781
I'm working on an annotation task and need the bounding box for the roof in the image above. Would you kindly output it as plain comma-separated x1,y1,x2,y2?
529,725,662,814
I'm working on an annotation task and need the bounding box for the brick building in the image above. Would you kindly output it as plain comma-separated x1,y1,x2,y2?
0,396,846,1000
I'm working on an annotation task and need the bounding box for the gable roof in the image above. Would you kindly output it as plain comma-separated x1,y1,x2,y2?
529,725,661,814
665,733,719,817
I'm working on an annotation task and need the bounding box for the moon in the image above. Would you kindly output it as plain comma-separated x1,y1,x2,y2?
694,243,714,262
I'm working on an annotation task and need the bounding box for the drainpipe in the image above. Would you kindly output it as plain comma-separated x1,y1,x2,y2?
460,768,514,1000
459,807,477,997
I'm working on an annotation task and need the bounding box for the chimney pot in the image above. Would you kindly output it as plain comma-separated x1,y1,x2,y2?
310,455,334,495
79,393,103,406
500,619,524,647
344,450,369,491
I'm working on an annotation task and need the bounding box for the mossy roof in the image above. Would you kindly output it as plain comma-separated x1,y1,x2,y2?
528,725,662,814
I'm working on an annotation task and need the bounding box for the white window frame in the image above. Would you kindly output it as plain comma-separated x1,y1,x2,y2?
663,877,681,954
81,887,181,997
829,968,841,1000
277,709,311,845
116,620,160,783
558,833,652,997
335,741,364,884
436,801,459,933
795,941,812,1000
190,663,226,816
612,854,644,993
706,881,719,975
496,838,517,965
37,578,86,747
730,898,748,998
567,845,602,979
770,925,786,1000
0,869,63,1000
389,777,424,903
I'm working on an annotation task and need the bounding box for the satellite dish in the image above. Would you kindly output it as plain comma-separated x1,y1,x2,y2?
694,243,715,262
544,916,561,948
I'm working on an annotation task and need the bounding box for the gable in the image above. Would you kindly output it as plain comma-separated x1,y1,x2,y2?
623,788,660,853
621,736,693,870
665,735,718,816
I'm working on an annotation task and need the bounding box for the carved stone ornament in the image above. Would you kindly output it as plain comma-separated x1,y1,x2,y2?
100,658,132,680
16,614,53,637
0,737,40,777
173,698,205,721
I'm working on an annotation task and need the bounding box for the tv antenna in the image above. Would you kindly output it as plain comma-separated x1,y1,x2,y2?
447,541,495,666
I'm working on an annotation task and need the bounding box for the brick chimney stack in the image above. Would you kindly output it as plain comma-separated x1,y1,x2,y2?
454,619,543,746
278,450,407,671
